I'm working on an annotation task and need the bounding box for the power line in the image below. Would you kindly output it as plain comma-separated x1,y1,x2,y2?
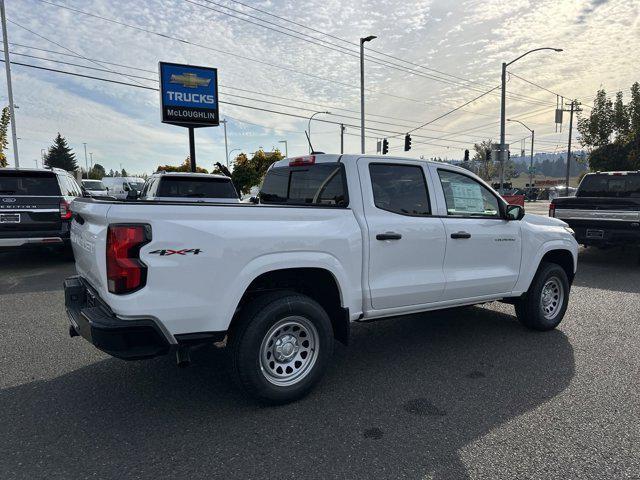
34,0,556,110
6,18,148,89
4,59,490,146
4,46,507,141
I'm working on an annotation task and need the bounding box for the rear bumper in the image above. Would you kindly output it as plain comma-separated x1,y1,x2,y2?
64,276,172,360
566,223,640,246
0,236,65,247
0,224,70,247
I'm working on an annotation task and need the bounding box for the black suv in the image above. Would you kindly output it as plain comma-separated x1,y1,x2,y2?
0,167,82,250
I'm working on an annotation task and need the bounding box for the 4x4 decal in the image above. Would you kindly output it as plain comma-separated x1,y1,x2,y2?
149,249,202,256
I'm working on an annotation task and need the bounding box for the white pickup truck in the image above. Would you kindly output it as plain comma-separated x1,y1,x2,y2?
65,154,578,403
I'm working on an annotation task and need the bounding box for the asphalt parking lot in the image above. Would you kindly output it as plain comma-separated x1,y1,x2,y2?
1,236,639,479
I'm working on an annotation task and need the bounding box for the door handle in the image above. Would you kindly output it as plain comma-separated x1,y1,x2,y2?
376,232,402,241
450,231,471,239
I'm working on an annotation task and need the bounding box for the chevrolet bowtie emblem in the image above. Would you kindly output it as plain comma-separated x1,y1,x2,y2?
169,72,211,88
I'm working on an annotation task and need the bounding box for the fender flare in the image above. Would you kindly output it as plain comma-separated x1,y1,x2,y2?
223,251,357,323
513,238,578,294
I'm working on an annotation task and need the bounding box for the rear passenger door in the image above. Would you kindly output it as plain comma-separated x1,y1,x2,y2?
358,159,447,310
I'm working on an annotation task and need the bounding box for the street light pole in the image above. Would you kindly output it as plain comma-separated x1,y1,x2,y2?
227,148,241,166
340,124,345,154
278,140,288,157
507,118,535,194
307,111,330,153
221,118,229,168
1,0,19,167
360,35,376,154
499,47,563,193
83,143,88,179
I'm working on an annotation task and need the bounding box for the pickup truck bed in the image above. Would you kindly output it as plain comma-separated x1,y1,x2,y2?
66,154,578,403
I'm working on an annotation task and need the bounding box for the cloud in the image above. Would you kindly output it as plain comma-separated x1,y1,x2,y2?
0,0,637,167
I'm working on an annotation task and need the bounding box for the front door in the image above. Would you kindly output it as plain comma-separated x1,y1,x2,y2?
433,167,522,301
358,159,447,310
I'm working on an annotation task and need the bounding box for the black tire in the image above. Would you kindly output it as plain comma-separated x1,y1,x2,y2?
228,291,334,404
514,262,570,331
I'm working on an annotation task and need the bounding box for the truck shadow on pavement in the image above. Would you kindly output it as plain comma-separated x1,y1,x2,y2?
572,246,640,294
1,306,574,480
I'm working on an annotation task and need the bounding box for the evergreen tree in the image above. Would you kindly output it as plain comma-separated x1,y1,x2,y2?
612,91,629,141
108,169,115,177
121,168,128,177
44,133,78,172
90,163,106,179
628,82,640,140
578,89,613,147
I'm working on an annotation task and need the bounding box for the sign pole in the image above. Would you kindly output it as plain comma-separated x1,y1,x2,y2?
188,127,196,172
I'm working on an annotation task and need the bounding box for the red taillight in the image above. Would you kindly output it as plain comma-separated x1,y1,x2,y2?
289,155,316,166
549,202,556,217
60,200,72,220
106,225,150,294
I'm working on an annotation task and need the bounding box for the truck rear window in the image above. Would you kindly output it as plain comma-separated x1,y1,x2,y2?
577,174,640,197
0,171,61,196
260,164,348,206
157,176,238,198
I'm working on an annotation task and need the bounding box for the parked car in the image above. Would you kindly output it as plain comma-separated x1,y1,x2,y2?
139,171,239,202
101,177,146,199
80,179,109,197
551,171,640,247
65,154,578,403
0,167,81,251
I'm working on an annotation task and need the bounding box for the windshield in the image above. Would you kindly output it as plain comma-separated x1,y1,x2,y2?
131,182,145,190
0,171,61,196
82,180,106,190
577,174,640,198
157,176,238,198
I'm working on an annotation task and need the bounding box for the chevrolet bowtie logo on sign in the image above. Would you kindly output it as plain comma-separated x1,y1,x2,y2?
159,62,219,127
169,72,211,88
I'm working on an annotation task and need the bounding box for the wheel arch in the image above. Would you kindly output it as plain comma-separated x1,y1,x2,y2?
228,263,352,345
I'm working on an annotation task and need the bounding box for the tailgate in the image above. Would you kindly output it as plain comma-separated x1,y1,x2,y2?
0,196,62,234
70,199,112,293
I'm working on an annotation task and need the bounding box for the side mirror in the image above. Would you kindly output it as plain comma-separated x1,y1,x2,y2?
505,204,525,221
249,196,259,204
126,189,139,201
81,186,90,197
123,184,130,192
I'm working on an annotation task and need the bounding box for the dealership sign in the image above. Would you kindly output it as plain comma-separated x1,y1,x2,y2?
159,62,219,127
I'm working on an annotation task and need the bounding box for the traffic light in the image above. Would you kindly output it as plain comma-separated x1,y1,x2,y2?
464,149,469,162
485,149,491,161
382,138,389,155
404,134,412,152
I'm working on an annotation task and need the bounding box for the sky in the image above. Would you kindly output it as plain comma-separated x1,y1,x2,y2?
1,0,639,174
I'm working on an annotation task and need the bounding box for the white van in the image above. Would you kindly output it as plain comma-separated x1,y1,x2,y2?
101,177,146,199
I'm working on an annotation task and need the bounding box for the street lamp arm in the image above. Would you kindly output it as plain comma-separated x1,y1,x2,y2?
506,47,563,67
507,118,533,133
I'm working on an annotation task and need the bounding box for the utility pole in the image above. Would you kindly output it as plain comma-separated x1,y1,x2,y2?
1,0,19,167
340,124,345,154
221,119,229,168
83,143,88,179
564,100,580,195
529,129,535,192
360,35,376,154
89,152,93,170
499,61,507,193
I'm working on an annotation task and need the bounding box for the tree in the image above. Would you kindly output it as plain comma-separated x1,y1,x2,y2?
121,168,128,177
107,169,115,177
578,83,640,171
43,133,78,172
90,163,106,179
472,139,496,181
156,156,208,174
629,82,640,140
231,149,284,194
0,107,10,168
612,91,629,140
578,89,613,148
